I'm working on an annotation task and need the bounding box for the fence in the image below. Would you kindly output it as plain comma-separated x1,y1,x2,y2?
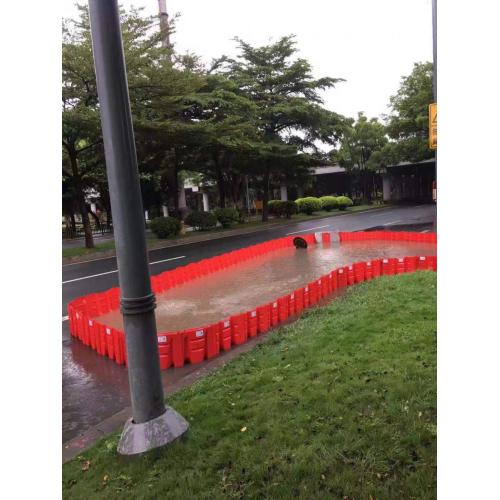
68,230,437,371
62,223,113,240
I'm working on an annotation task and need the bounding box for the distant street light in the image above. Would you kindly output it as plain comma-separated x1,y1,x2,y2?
88,0,188,455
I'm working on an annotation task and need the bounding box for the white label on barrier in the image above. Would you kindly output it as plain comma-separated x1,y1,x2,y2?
76,313,79,319
290,293,294,299
338,269,343,274
273,302,278,308
223,320,230,328
196,330,204,338
383,259,388,263
158,335,167,343
420,256,426,261
305,286,309,292
399,258,404,262
251,311,257,318
348,266,353,270
106,328,111,335
367,263,371,267
88,320,93,326
318,279,322,284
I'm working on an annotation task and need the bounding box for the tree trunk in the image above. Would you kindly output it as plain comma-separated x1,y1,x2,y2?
213,153,226,208
261,166,270,222
68,150,94,248
70,212,76,233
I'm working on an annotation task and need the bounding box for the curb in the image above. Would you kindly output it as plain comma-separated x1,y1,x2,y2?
62,205,391,266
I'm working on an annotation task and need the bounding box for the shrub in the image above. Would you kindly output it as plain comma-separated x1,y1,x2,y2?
268,200,297,218
295,197,322,215
213,207,240,228
149,216,181,239
336,196,354,210
319,196,338,212
184,211,217,231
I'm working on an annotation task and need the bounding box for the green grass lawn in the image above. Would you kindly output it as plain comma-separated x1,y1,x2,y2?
62,204,386,260
63,271,436,499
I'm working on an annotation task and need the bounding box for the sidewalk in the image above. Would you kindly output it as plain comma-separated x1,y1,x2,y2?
62,205,390,265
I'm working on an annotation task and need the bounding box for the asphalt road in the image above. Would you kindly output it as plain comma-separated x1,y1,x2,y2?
62,203,436,443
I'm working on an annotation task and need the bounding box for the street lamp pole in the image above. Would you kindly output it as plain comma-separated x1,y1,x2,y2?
432,0,437,101
88,0,188,455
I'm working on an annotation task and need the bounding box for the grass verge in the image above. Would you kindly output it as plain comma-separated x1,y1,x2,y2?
63,271,436,499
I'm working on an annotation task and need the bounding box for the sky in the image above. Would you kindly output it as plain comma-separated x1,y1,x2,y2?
63,0,433,121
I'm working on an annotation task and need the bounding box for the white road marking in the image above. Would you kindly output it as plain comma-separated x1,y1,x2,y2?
149,256,186,266
62,256,186,284
421,229,430,233
384,220,402,226
62,316,69,322
286,225,330,235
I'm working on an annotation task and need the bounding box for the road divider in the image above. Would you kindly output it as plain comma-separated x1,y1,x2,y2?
67,231,437,371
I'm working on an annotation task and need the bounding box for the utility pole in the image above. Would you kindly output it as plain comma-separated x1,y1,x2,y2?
158,0,172,61
432,0,437,101
88,0,188,455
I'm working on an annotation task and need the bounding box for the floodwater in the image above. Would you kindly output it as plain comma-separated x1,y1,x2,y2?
96,241,436,332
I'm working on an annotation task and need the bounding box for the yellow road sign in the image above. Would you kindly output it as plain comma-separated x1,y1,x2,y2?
429,103,437,150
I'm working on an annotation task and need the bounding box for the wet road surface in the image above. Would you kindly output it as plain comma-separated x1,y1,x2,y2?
62,204,436,444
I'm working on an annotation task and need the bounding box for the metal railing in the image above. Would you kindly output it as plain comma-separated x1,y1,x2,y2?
62,222,113,240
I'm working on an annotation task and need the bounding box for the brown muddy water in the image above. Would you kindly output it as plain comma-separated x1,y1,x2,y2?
96,241,436,332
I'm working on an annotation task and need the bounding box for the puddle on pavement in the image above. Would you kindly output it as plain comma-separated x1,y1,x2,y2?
96,241,436,332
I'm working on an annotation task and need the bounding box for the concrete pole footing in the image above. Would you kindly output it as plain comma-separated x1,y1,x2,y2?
117,405,189,455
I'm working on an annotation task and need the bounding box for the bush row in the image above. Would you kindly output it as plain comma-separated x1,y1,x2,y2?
150,196,353,238
270,196,354,216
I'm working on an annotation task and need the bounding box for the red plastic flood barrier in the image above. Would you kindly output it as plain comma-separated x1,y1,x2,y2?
231,313,248,345
278,296,290,322
321,232,331,243
220,319,232,351
68,231,436,372
293,288,304,314
257,305,271,334
247,309,258,338
184,327,206,364
206,323,221,359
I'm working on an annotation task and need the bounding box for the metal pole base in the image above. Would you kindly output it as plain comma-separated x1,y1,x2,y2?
117,406,189,455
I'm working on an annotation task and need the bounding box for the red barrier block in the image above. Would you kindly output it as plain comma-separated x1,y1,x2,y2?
165,332,184,368
429,255,437,271
231,313,248,345
329,270,338,291
316,278,324,300
308,281,319,305
206,323,221,359
303,234,316,246
346,265,355,285
184,328,206,364
247,310,258,338
96,322,107,356
404,256,418,273
396,257,406,274
257,305,271,334
417,256,428,270
321,275,331,297
157,333,172,370
87,318,97,350
382,258,396,276
321,232,331,243
372,258,382,277
337,267,347,288
365,261,373,280
303,285,310,308
97,294,110,315
288,291,296,316
270,301,279,326
105,325,115,360
293,288,304,315
278,296,290,322
353,262,366,283
114,329,125,365
220,319,232,351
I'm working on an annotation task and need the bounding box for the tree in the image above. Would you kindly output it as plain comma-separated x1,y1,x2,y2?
333,112,388,201
221,36,344,220
385,62,434,163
